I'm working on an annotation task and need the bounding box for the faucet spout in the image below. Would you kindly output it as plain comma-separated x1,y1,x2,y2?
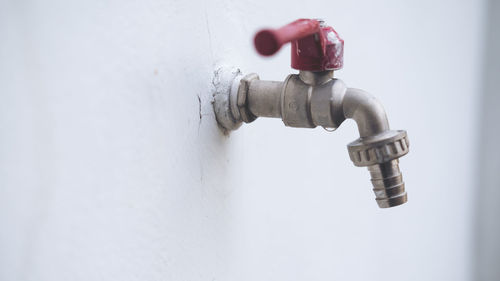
369,159,407,208
342,88,390,138
341,88,409,208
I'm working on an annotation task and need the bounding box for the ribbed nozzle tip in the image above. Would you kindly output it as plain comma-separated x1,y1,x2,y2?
368,160,407,208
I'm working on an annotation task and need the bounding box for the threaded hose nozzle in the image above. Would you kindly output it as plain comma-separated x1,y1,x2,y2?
347,130,409,208
368,160,407,208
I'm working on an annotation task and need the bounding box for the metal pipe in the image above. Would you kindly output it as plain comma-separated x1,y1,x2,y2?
342,88,390,138
247,80,283,118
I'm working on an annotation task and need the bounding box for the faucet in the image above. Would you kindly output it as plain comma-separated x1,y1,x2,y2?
213,19,409,208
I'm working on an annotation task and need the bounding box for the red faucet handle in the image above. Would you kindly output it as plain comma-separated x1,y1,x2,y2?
254,19,320,56
253,19,344,71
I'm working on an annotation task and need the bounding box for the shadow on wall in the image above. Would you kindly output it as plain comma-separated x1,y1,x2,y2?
474,0,500,280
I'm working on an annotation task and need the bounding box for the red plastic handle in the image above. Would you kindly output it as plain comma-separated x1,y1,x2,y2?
254,19,320,56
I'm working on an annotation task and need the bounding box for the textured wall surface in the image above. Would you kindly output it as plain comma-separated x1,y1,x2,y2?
0,0,485,280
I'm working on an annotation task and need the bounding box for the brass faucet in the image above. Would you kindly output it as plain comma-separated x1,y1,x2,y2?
213,19,409,208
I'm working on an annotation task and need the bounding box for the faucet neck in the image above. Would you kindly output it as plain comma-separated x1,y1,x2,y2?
299,70,334,85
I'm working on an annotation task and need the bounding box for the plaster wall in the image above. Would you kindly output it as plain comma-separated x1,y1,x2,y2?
0,0,485,280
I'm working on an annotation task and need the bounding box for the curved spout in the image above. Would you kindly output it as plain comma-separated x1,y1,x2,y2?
342,88,390,138
340,88,409,208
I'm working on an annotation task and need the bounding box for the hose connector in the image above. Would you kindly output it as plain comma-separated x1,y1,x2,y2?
347,130,409,208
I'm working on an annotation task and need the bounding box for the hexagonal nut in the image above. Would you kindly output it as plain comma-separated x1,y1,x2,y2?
237,73,259,123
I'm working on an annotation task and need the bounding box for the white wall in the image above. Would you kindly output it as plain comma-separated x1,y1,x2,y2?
0,0,485,280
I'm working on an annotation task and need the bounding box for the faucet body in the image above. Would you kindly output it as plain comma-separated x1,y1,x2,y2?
213,19,409,208
214,70,409,208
